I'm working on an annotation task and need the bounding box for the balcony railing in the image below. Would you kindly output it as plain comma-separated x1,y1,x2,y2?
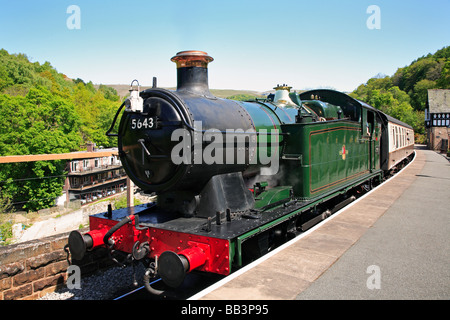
69,164,122,175
69,174,127,190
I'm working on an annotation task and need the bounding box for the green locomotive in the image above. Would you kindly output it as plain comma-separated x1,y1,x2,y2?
68,51,414,294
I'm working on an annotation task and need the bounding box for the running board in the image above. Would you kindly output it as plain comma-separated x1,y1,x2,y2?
300,195,356,232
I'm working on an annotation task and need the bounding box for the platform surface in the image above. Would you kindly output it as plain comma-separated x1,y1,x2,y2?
198,147,450,300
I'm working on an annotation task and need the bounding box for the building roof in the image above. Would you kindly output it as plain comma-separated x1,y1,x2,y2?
428,89,450,113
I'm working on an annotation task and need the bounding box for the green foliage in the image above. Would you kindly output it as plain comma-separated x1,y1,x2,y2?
391,46,450,110
0,48,122,211
0,220,13,245
98,84,120,102
71,82,119,148
0,187,12,214
113,195,142,210
351,46,450,144
0,48,121,149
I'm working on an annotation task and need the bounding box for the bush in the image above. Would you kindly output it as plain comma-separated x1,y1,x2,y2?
0,220,13,245
113,195,142,209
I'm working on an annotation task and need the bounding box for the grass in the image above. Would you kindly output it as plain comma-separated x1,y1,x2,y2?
114,195,142,209
0,213,34,246
0,219,13,245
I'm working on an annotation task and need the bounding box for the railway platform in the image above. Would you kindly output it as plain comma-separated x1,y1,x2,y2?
195,146,450,300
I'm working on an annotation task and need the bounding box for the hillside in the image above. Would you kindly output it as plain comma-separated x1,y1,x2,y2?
0,49,121,211
95,84,266,99
350,46,450,142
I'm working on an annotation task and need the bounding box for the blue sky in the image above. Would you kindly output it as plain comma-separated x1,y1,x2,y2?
0,0,449,92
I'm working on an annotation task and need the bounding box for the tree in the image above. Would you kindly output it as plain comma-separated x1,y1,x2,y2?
351,46,450,144
0,48,123,211
436,60,450,88
412,79,436,111
0,86,82,211
0,187,12,215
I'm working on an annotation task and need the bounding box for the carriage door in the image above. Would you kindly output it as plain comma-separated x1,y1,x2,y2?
367,111,376,171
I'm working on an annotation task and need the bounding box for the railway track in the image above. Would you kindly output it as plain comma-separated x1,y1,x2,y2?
113,273,224,300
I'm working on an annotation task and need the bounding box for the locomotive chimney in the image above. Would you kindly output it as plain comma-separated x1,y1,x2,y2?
171,50,214,96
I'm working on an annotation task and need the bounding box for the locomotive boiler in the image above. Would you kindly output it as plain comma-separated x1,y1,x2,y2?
67,50,414,295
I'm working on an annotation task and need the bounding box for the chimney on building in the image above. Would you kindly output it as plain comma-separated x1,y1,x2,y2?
87,142,96,152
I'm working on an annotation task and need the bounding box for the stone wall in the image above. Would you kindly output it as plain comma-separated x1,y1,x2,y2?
0,229,111,300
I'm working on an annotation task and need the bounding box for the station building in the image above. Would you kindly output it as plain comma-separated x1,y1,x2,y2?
425,89,450,152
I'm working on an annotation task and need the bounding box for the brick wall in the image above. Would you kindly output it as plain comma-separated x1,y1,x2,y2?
427,126,450,151
0,229,111,300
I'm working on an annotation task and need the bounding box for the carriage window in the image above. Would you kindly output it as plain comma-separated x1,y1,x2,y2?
399,128,402,147
404,129,406,146
395,127,399,148
392,128,395,148
401,128,404,147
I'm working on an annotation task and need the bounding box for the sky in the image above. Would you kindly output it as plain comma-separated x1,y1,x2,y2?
0,0,449,93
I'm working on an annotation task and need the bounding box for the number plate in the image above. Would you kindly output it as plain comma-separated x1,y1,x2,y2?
130,116,158,130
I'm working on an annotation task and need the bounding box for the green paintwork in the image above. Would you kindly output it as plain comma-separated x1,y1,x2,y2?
289,92,303,106
259,101,298,124
281,116,381,201
236,101,287,166
302,100,343,120
253,185,293,209
235,96,383,204
229,95,385,267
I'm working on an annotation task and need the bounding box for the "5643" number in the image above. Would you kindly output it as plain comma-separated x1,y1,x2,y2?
130,117,157,130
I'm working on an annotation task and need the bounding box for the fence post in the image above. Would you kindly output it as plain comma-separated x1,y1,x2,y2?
127,177,134,207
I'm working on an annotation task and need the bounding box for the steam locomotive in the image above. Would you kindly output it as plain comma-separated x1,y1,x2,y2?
67,51,414,295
